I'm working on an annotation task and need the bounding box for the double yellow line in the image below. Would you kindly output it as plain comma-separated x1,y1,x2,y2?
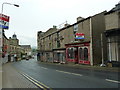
21,72,52,90
11,64,51,89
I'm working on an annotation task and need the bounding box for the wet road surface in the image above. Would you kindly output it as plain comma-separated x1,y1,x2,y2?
11,57,119,88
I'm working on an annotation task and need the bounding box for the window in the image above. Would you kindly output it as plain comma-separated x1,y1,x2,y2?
84,48,88,61
79,47,88,61
57,41,60,48
79,48,83,60
57,32,60,48
74,24,78,32
49,35,51,40
67,47,75,59
49,43,51,49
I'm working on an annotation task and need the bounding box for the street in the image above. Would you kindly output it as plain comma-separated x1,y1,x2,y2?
2,56,119,88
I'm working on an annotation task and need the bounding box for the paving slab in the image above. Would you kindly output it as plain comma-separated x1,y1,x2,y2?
2,63,38,88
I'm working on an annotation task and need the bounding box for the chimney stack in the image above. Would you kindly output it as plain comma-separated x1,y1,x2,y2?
77,16,84,22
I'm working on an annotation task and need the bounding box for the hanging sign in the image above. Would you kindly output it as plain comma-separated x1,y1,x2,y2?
0,14,10,29
75,33,85,39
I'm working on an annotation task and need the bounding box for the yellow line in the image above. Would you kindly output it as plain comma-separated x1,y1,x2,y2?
12,65,51,89
23,73,50,89
22,74,45,89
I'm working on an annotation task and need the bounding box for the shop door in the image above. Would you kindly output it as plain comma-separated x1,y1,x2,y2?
78,46,90,64
57,53,60,62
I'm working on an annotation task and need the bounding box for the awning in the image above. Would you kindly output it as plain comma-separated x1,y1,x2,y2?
104,28,120,37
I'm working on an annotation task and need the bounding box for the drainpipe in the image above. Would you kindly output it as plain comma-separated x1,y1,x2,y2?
89,18,93,66
108,38,112,61
100,33,106,67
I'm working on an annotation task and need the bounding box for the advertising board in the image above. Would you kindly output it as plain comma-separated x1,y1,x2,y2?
75,33,85,39
0,14,10,29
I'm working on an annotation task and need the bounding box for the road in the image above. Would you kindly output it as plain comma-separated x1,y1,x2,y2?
11,56,119,88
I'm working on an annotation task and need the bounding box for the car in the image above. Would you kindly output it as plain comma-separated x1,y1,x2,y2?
26,57,29,60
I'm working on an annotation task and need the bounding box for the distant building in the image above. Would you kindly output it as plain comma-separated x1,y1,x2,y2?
20,45,32,56
2,30,9,57
2,33,24,61
9,33,19,56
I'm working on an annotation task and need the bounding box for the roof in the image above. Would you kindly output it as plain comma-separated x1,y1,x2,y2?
105,2,120,15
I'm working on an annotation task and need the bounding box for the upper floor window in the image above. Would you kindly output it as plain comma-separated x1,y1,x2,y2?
74,24,78,32
49,35,51,40
57,41,60,48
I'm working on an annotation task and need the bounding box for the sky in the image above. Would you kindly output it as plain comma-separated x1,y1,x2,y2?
0,0,119,48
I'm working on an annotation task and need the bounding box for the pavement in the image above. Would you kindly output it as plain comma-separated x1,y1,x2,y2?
38,61,120,72
2,62,38,89
0,65,2,90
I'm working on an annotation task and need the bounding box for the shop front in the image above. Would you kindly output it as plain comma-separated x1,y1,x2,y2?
105,28,120,62
65,42,90,64
53,48,66,63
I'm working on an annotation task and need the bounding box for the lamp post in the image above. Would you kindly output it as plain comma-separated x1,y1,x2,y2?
0,2,19,64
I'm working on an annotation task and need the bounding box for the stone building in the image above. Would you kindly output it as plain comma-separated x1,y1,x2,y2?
37,11,107,65
2,30,9,57
37,26,57,62
104,2,120,63
1,30,32,62
9,34,20,58
20,45,32,57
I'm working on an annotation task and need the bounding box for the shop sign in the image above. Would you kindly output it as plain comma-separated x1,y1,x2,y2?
0,14,10,29
75,33,85,39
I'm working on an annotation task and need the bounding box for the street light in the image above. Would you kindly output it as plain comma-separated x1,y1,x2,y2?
0,2,19,64
1,2,19,15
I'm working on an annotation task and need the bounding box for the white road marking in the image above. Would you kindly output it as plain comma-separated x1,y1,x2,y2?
0,71,2,72
56,70,71,74
106,79,120,83
41,67,48,69
71,73,82,76
56,70,82,76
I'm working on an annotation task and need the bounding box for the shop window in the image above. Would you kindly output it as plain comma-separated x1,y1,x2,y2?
54,53,58,60
79,47,88,61
79,48,83,60
46,53,50,61
84,48,88,61
67,48,75,59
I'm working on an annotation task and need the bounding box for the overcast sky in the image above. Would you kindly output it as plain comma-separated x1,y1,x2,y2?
0,0,119,48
